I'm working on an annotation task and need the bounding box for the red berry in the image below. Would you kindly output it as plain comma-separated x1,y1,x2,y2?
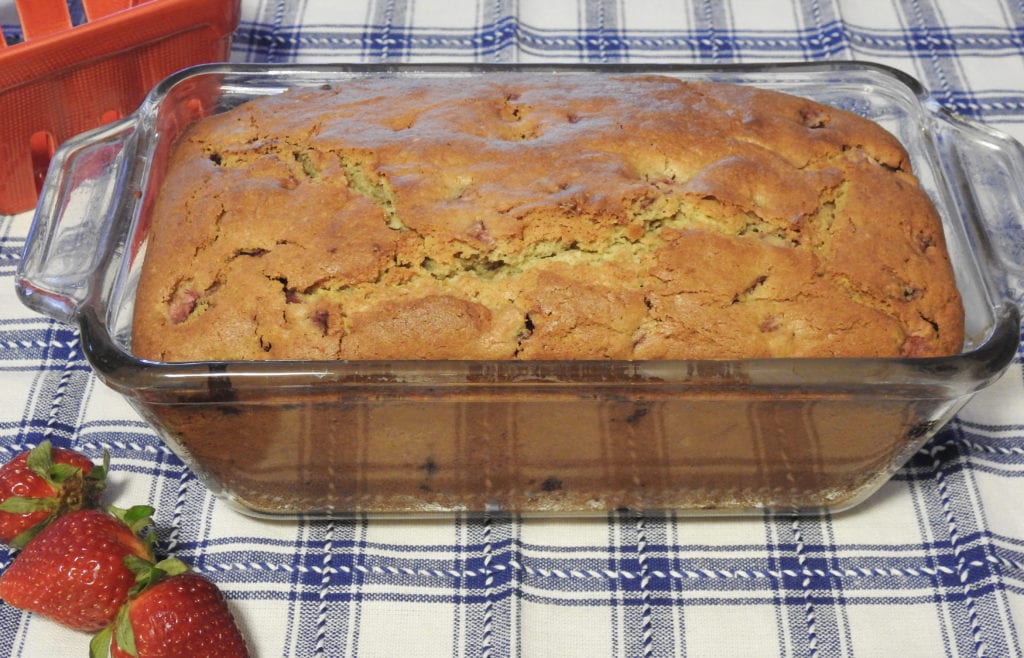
103,565,249,658
0,441,107,548
0,506,153,632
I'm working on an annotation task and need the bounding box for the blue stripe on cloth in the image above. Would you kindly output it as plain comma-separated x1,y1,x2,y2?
847,26,1024,53
233,22,866,60
230,21,1022,62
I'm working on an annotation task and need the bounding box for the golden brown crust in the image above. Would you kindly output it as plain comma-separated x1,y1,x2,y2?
132,75,964,362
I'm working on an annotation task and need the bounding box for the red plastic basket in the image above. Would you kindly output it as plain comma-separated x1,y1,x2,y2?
1,0,240,214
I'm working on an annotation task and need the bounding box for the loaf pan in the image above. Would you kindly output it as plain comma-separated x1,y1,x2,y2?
15,62,1024,517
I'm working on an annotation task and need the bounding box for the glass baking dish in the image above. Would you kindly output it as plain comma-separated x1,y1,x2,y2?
15,61,1024,518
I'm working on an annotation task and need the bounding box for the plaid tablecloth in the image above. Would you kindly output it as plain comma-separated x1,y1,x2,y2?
2,1,1024,656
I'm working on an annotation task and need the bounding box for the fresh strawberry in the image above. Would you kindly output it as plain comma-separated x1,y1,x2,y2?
0,505,154,631
92,557,250,658
0,441,107,548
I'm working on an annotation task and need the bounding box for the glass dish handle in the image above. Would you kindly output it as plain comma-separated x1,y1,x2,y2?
16,118,137,324
933,109,1024,307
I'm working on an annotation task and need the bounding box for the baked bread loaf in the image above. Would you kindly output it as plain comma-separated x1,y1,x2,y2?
132,74,964,361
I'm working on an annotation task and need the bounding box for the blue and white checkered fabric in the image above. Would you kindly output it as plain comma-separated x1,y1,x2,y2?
2,1,1024,656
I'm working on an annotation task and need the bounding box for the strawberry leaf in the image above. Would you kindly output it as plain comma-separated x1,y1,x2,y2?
0,495,57,514
108,504,155,533
25,441,56,485
87,450,110,484
153,557,191,577
2,494,61,550
113,602,137,657
123,555,191,593
104,505,157,560
124,554,155,579
89,625,114,658
8,522,48,550
48,461,83,484
124,554,162,590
